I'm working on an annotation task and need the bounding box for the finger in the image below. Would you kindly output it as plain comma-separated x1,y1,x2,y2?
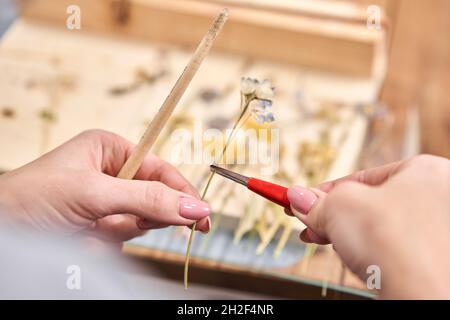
69,130,131,174
193,216,211,233
287,186,320,216
136,218,169,230
299,228,311,243
299,228,329,245
91,175,211,228
287,186,327,236
137,217,210,233
317,160,407,193
93,131,200,198
284,208,294,217
134,157,200,199
93,215,146,242
294,182,373,241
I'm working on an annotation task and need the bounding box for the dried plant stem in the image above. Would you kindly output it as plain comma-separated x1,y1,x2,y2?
301,243,318,273
184,95,253,289
233,194,259,244
183,163,215,289
274,221,293,258
321,246,334,297
200,181,235,251
256,207,283,255
339,261,347,285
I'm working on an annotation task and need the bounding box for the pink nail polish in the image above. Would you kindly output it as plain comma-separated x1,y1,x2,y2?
179,197,211,220
198,217,211,234
287,186,317,214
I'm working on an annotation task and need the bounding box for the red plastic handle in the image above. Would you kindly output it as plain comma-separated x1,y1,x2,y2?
247,178,290,208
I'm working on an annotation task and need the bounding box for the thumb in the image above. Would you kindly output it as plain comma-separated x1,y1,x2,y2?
287,182,375,245
91,175,211,230
287,186,329,243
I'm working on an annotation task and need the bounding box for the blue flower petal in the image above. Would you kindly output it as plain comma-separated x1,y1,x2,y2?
265,113,275,123
256,114,265,124
256,99,272,111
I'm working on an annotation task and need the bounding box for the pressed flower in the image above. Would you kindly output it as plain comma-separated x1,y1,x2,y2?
255,79,275,100
259,99,273,109
252,100,275,124
207,116,229,130
240,77,258,95
200,88,221,103
40,109,56,122
264,112,275,123
239,78,276,126
109,68,166,96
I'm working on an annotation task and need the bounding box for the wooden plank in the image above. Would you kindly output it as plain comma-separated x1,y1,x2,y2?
208,0,389,27
17,0,386,76
123,243,370,298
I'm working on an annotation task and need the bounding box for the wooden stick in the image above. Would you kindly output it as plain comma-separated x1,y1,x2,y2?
117,8,229,179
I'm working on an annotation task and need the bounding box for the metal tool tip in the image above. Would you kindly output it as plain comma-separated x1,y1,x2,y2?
208,164,249,186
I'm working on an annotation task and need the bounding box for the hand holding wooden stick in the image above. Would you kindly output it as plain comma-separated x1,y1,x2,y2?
117,8,229,179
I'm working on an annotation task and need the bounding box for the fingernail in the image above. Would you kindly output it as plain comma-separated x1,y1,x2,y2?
179,197,211,220
287,186,317,214
284,208,294,217
198,217,211,234
299,229,312,243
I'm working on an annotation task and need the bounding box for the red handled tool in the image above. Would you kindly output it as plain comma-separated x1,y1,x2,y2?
210,165,290,209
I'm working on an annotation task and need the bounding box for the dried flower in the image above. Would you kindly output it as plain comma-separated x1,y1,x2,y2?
240,77,258,95
239,78,275,124
184,76,276,289
109,68,166,96
255,79,275,100
252,100,275,124
240,78,275,101
39,109,56,122
200,88,221,103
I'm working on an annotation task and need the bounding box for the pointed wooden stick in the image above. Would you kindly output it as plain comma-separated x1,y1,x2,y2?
117,8,229,179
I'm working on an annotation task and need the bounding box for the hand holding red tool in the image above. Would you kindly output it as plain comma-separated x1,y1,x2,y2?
210,165,290,209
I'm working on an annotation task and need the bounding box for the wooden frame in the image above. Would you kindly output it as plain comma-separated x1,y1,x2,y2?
17,0,386,76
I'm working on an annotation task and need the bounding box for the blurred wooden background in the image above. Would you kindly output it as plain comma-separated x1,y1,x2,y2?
2,0,448,159
381,0,450,159
357,0,449,160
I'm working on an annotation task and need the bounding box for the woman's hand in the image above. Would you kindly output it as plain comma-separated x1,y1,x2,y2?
287,155,450,299
0,130,211,244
